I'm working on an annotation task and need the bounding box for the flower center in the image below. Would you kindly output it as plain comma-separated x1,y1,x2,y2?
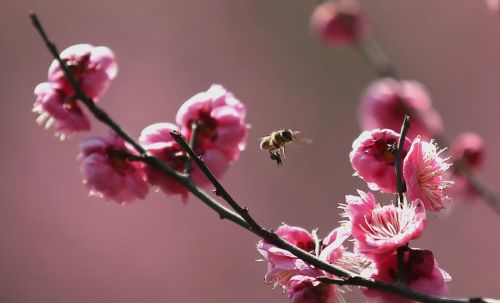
192,108,218,141
107,148,136,176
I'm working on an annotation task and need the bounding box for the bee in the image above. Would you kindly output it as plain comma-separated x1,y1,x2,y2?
259,128,312,166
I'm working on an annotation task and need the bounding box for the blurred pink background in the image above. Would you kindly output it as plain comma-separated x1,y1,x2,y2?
1,1,500,302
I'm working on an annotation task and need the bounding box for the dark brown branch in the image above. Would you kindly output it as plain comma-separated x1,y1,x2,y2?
317,277,496,303
183,121,200,176
30,12,499,303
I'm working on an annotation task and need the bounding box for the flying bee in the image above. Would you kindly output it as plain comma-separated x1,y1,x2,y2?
259,128,312,166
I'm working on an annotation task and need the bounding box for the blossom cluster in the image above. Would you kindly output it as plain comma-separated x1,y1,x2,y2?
256,73,458,302
34,45,249,204
257,124,453,303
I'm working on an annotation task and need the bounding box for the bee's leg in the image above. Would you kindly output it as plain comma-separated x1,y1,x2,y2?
268,149,282,167
281,145,286,158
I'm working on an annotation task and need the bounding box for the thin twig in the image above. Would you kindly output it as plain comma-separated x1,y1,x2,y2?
171,130,265,234
395,116,410,283
395,115,410,205
184,121,200,177
30,12,498,303
356,34,399,79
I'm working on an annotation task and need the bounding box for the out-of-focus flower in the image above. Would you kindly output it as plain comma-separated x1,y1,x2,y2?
33,82,91,139
487,0,500,13
350,129,411,193
287,275,337,303
48,44,118,99
451,132,485,170
448,132,485,201
78,132,149,204
403,137,453,211
139,123,189,202
342,190,426,258
310,0,366,45
257,224,317,286
362,249,451,303
176,84,249,162
359,78,443,140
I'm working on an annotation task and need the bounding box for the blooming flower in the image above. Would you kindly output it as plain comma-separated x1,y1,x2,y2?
342,191,426,258
403,137,453,211
78,132,149,204
287,275,337,303
447,132,485,201
319,226,351,265
48,44,118,99
310,0,366,45
175,84,249,162
358,78,443,140
139,122,229,202
362,249,451,303
257,225,318,286
33,82,91,139
487,0,500,13
350,129,411,193
139,123,189,201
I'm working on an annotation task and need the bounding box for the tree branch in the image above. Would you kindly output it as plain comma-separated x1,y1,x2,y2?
29,12,499,303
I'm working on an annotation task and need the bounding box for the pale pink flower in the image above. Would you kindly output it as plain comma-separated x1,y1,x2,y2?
362,249,451,303
139,123,189,201
403,137,453,211
487,0,500,13
48,44,118,99
287,275,337,303
257,225,317,286
175,84,249,162
78,133,149,204
139,123,229,202
359,78,443,140
310,0,366,45
451,132,485,170
447,133,485,201
342,191,426,258
319,226,351,264
33,82,91,139
350,129,411,193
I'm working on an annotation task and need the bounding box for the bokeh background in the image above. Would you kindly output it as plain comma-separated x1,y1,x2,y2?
1,1,500,302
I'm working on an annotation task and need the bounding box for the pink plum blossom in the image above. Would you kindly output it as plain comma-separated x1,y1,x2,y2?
175,84,249,162
362,249,451,303
447,133,485,201
350,129,411,193
33,82,91,139
310,0,366,45
78,133,149,204
48,44,118,99
359,78,443,140
342,191,426,258
257,224,318,286
487,0,500,13
451,132,485,170
139,122,229,202
319,226,351,265
287,275,337,303
139,123,189,201
403,137,453,211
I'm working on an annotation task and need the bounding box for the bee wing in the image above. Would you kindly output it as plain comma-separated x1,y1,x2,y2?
292,137,313,145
